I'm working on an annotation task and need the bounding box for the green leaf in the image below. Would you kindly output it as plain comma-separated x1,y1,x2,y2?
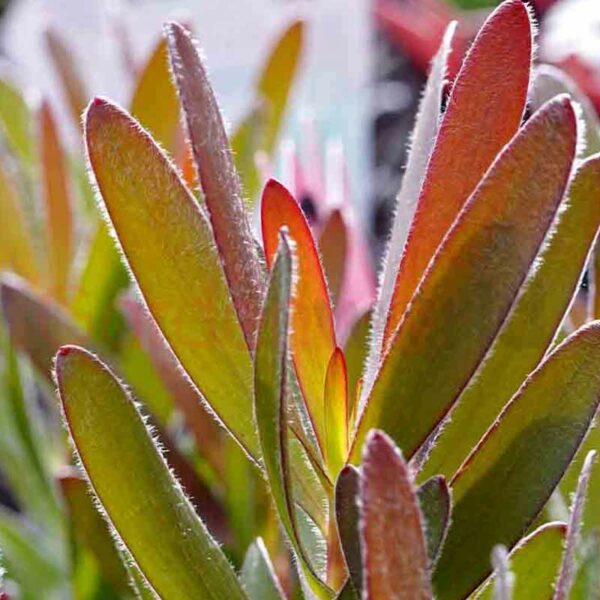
58,470,131,595
352,96,577,464
554,451,597,600
433,322,600,600
85,97,259,460
474,522,566,600
0,78,34,167
417,476,451,568
240,539,285,600
254,232,331,598
166,22,265,351
55,345,247,600
360,431,432,600
421,152,600,483
334,466,361,598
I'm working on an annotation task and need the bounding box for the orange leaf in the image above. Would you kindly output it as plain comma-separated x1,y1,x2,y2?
383,0,532,350
261,179,336,454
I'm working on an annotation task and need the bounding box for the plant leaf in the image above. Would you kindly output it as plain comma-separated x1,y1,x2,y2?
420,152,600,482
254,232,331,598
165,22,264,351
0,78,34,167
257,20,304,155
240,538,285,600
475,522,567,600
1,274,86,379
417,476,451,568
45,27,88,131
0,159,39,284
360,431,432,600
351,96,577,463
85,97,259,460
324,348,349,479
262,179,337,456
335,466,362,598
130,37,181,155
58,470,130,595
381,0,532,353
433,322,600,600
364,22,455,391
55,345,247,599
319,210,347,306
554,451,597,600
39,100,73,303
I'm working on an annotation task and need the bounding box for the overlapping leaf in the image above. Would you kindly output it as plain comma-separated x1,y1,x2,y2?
166,23,264,351
55,346,247,599
262,179,337,455
421,152,600,482
381,0,532,351
433,322,600,599
352,97,577,463
85,97,258,459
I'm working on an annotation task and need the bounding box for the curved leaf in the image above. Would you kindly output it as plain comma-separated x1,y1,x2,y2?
352,97,577,463
165,23,264,351
433,322,600,599
55,346,247,600
421,152,600,482
262,179,336,455
241,539,285,600
382,0,532,351
324,348,349,479
39,100,73,303
417,476,451,568
85,97,258,460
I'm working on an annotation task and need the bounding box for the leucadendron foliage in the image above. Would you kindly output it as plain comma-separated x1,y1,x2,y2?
0,1,599,598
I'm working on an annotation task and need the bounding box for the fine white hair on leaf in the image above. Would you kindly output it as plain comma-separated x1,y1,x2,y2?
361,22,456,411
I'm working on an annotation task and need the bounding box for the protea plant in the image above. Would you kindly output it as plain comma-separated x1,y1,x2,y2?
0,1,600,599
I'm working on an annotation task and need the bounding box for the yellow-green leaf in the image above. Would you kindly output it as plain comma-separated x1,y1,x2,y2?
474,522,566,600
55,346,247,599
85,97,258,460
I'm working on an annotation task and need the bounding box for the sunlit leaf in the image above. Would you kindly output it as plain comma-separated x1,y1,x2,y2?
421,152,600,482
352,97,577,463
474,522,566,600
364,22,455,391
85,97,259,460
0,160,39,284
319,210,347,306
130,37,181,155
39,100,73,303
0,78,34,167
324,348,348,479
55,346,247,599
166,23,265,351
433,322,600,600
262,179,337,455
360,431,432,600
381,0,532,352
